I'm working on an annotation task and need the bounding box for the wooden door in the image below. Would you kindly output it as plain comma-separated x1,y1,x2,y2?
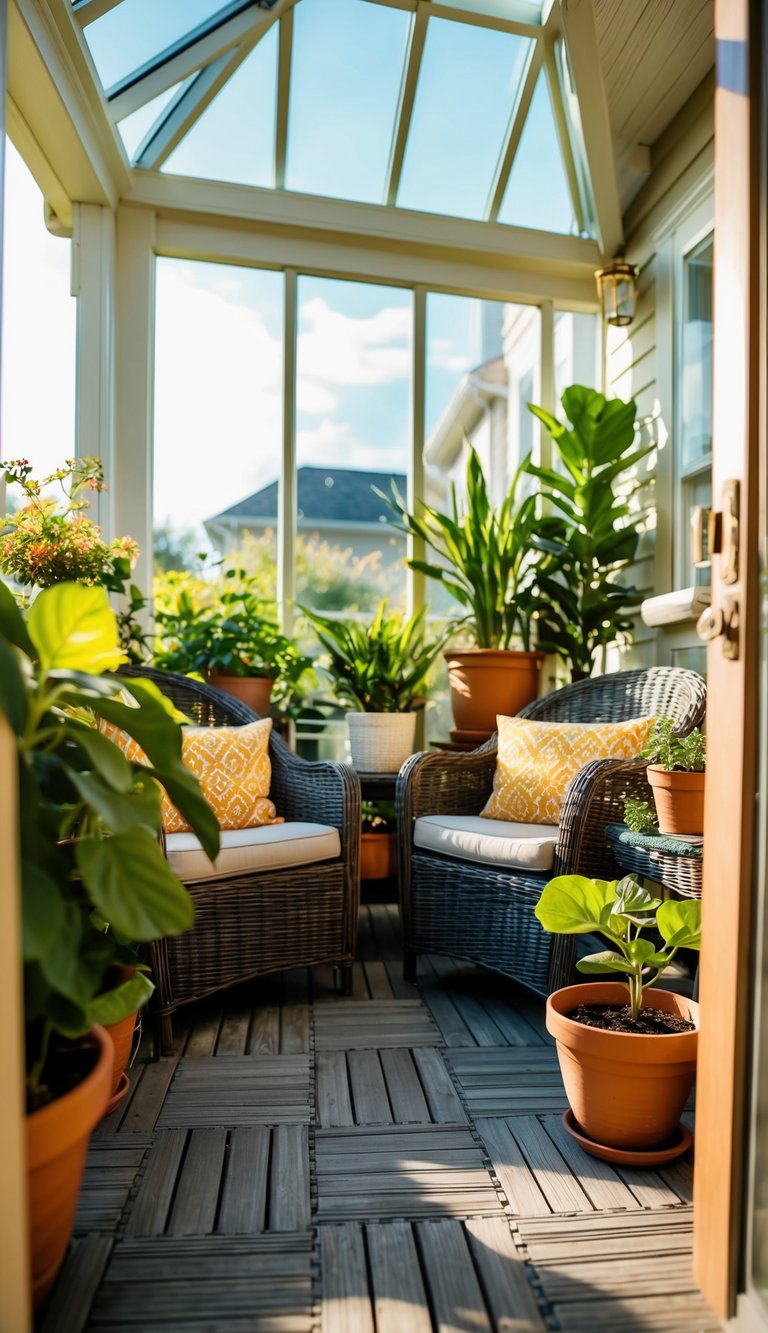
692,0,763,1317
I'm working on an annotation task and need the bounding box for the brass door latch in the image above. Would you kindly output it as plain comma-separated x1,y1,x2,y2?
695,479,740,659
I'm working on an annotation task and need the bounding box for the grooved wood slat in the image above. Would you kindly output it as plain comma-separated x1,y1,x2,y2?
218,1126,270,1234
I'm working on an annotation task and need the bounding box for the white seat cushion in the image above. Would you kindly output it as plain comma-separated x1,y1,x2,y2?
414,815,559,872
166,822,341,883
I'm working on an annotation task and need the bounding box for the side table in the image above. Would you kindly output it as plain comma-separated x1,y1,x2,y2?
605,823,703,900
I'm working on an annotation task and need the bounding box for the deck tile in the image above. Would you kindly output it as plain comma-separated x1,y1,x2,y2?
157,1054,311,1127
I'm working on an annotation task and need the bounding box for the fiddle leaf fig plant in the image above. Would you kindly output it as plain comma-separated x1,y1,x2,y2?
535,873,702,1021
0,579,220,1108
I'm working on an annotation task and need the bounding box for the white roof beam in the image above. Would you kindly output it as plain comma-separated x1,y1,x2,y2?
107,0,293,122
543,42,585,236
485,39,542,222
384,4,429,207
364,0,541,39
72,0,125,27
556,0,622,257
274,8,294,190
133,50,243,171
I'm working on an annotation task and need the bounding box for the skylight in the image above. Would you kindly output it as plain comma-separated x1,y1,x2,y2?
78,0,595,239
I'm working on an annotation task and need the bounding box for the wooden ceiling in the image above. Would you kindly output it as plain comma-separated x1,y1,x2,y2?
593,0,714,209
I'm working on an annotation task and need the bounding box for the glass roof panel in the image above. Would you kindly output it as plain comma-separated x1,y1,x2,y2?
162,30,278,188
84,0,230,91
286,0,410,205
397,18,531,221
498,70,576,233
116,82,185,161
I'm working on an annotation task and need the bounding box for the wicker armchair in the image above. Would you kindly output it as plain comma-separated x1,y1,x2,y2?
119,666,361,1053
397,666,706,997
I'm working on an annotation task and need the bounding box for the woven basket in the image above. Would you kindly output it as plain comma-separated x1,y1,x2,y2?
347,711,417,772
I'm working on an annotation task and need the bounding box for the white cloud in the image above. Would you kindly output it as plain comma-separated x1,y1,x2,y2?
298,298,411,392
429,337,469,372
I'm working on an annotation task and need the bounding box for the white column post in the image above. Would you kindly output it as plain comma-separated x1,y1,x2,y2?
410,286,427,749
72,203,115,534
278,268,298,634
112,204,156,599
537,298,555,472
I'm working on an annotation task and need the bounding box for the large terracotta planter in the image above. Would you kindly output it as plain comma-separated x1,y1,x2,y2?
103,1009,138,1113
360,831,397,880
444,648,544,734
208,672,274,716
27,1025,112,1310
647,765,706,835
546,983,699,1150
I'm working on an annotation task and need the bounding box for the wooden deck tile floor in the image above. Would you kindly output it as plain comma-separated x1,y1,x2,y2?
43,902,720,1333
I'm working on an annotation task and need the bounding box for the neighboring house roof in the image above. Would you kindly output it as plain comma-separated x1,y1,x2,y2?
208,466,407,528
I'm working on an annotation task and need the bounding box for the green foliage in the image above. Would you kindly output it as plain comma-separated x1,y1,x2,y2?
640,716,706,772
153,563,313,714
0,457,149,663
362,799,396,834
302,601,448,713
535,873,701,1021
624,798,657,833
0,580,220,1107
525,386,653,679
377,447,544,651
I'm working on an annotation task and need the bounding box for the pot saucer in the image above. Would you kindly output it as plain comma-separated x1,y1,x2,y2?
104,1071,131,1117
562,1108,692,1166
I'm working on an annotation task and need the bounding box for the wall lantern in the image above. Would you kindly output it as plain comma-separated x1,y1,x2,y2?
594,258,639,327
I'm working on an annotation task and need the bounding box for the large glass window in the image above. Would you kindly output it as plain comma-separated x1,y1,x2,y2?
153,259,283,589
295,276,411,616
676,232,713,587
1,141,77,474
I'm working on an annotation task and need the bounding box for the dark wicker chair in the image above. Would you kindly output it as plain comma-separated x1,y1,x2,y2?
119,665,361,1053
397,666,706,997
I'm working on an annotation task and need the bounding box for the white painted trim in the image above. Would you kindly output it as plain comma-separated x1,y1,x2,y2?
274,8,293,192
408,286,426,619
385,5,428,207
134,50,245,172
278,269,297,634
486,40,542,223
72,203,116,535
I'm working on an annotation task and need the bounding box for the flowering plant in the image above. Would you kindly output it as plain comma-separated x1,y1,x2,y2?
1,457,147,659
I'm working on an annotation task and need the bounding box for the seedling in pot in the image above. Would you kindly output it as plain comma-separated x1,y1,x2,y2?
535,874,701,1022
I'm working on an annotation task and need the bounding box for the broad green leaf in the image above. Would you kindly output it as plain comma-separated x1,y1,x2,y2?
65,721,135,793
44,988,91,1039
68,769,163,834
27,584,125,673
40,901,110,1004
625,937,657,964
657,898,702,951
21,862,65,962
0,579,35,655
86,970,154,1026
147,764,220,861
576,951,634,975
534,876,618,935
76,829,195,940
0,635,27,734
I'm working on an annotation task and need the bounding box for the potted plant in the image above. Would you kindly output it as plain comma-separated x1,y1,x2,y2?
302,601,447,772
0,579,219,1308
640,716,706,834
0,456,149,662
378,447,545,735
525,386,653,681
154,567,312,716
361,800,397,879
534,873,701,1160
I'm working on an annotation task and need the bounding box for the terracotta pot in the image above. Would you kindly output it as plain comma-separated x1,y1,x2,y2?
208,672,274,716
444,649,544,734
104,1009,138,1101
546,983,699,1150
647,765,706,835
27,1025,112,1310
360,831,397,880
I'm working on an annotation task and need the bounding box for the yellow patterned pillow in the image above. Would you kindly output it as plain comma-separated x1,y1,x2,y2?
480,714,657,826
99,717,281,833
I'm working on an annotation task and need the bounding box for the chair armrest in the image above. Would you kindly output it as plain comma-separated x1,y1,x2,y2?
554,757,654,880
396,744,498,827
269,734,361,854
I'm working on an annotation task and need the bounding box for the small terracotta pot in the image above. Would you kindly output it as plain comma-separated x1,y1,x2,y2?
444,649,544,734
27,1025,112,1310
647,765,706,835
208,672,274,717
104,1010,138,1101
360,831,397,880
546,983,699,1151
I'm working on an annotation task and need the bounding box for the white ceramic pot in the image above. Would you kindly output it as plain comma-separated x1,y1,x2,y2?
346,711,417,773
